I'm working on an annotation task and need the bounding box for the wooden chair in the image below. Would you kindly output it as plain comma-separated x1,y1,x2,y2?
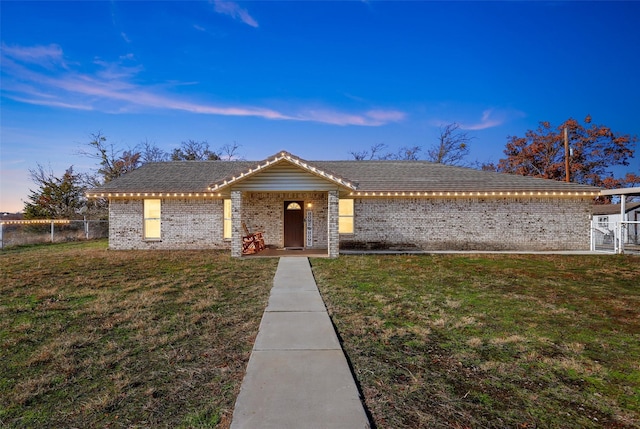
242,222,265,254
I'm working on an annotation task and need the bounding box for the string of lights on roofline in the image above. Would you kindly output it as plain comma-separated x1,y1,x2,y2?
207,152,357,190
0,219,71,225
86,190,600,199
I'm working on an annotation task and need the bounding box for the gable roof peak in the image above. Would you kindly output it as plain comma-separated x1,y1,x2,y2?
207,150,358,192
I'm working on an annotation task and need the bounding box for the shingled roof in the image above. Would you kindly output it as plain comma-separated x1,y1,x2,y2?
89,151,600,197
312,161,598,194
592,202,640,215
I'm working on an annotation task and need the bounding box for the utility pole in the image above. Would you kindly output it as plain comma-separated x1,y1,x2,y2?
564,127,570,182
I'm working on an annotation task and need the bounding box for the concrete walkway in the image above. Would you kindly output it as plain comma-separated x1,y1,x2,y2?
230,257,370,429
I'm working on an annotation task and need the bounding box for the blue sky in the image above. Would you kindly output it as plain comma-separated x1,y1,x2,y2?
1,1,639,212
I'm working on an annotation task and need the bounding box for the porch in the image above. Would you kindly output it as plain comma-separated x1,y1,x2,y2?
231,190,340,258
242,247,330,258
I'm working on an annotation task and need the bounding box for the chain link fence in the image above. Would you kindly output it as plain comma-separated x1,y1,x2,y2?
0,220,108,249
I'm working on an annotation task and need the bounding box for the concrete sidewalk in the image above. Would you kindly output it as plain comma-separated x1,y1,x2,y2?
230,257,370,429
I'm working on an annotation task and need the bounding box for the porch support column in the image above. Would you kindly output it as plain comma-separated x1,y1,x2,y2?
327,190,339,258
619,194,626,254
231,190,243,258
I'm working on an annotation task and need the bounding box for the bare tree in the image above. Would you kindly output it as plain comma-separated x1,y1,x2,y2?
219,142,243,161
426,123,473,166
80,132,141,183
140,139,168,164
171,140,220,161
394,145,421,160
349,143,389,160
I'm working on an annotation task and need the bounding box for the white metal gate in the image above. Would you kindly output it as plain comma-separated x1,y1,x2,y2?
591,220,640,254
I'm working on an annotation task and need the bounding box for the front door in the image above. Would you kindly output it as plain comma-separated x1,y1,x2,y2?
284,201,304,248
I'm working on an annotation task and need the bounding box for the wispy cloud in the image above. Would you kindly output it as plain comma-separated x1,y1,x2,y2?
9,96,93,111
1,43,67,69
0,43,405,127
459,109,504,130
294,109,405,126
211,0,258,28
92,57,143,81
366,110,406,123
455,108,525,131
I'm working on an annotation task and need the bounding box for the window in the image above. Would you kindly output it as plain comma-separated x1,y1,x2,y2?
223,199,232,239
338,199,354,233
598,216,609,228
286,202,302,210
144,199,161,240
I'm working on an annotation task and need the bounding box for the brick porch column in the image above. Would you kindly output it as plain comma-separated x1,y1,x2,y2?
327,190,339,258
231,190,243,257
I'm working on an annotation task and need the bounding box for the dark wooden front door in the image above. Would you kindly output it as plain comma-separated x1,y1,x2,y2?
284,201,304,248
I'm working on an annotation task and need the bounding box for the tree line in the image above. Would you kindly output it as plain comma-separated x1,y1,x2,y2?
23,115,638,219
24,136,242,219
349,116,638,197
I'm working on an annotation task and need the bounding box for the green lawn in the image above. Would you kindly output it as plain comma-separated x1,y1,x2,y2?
0,240,278,428
311,254,640,429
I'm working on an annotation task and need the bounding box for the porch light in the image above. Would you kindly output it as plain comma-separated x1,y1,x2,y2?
307,202,313,208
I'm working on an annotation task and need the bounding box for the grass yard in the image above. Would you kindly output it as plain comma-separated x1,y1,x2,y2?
0,240,278,428
312,254,640,429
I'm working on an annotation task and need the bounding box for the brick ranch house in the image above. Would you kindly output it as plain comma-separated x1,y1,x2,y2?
89,151,600,257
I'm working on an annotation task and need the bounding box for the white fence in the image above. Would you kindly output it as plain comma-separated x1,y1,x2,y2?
0,219,109,249
591,220,640,254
